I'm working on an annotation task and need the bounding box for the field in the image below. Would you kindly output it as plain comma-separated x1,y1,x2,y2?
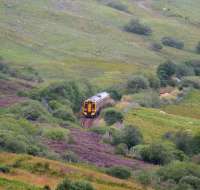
0,152,151,190
1,0,200,87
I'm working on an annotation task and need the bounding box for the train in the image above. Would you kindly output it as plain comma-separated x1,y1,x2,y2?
82,92,110,118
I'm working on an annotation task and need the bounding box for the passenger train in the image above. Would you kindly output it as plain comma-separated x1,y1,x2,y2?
82,92,110,118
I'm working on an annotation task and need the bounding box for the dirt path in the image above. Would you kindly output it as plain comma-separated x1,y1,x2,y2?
47,128,152,169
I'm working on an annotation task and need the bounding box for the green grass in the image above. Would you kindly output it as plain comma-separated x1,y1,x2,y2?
162,90,200,119
1,0,200,87
124,107,200,142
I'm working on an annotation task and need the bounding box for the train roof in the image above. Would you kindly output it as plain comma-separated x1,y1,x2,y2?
87,92,109,102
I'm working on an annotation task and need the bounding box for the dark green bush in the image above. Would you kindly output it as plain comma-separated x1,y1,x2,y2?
179,176,200,190
52,107,76,122
0,165,10,173
9,100,51,122
103,108,123,125
124,19,152,36
157,60,177,86
127,75,150,93
43,185,51,190
90,126,107,135
161,36,184,49
106,166,131,179
43,128,69,141
115,143,128,155
136,171,152,185
122,125,143,149
157,161,200,183
148,75,161,89
56,178,95,190
181,77,200,89
62,151,80,163
150,42,163,51
107,1,128,12
196,42,200,54
108,89,122,101
176,63,195,78
139,143,186,165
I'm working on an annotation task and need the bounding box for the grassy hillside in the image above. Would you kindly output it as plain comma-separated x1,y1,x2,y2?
0,152,150,190
162,90,200,119
1,0,200,87
124,106,200,142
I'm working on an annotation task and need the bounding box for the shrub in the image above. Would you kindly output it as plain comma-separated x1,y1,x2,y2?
90,126,107,135
43,185,51,190
179,176,200,189
127,75,149,93
53,107,76,122
9,100,51,122
0,165,10,173
124,19,152,36
122,125,143,149
62,151,80,163
176,63,195,78
188,60,200,76
139,143,186,165
161,36,184,49
196,42,200,54
43,128,69,141
148,75,161,89
150,42,163,51
157,161,200,183
115,143,128,155
157,60,177,86
181,76,200,89
31,162,50,174
108,89,122,101
106,166,131,179
107,1,128,12
103,108,123,125
136,171,152,185
56,178,95,190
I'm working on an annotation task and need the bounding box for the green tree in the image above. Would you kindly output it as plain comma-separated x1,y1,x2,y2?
157,60,177,86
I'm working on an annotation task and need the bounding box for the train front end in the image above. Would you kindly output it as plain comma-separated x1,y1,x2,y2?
82,100,96,118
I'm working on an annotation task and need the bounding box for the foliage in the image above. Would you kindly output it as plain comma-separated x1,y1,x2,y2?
102,108,123,125
150,42,163,51
127,75,150,93
107,1,128,12
161,36,184,49
62,151,80,163
124,19,152,35
106,166,131,179
9,100,52,122
56,178,95,190
157,60,177,86
176,63,195,78
181,76,200,89
115,143,128,155
157,161,200,183
90,126,107,135
139,143,187,165
43,128,69,141
52,107,76,122
108,88,122,101
0,165,10,173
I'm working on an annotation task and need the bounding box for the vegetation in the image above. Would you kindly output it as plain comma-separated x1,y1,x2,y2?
196,42,200,54
107,1,128,12
161,37,184,49
102,108,123,125
106,166,131,179
124,19,152,36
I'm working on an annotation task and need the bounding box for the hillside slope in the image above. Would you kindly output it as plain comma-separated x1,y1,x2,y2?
1,0,200,87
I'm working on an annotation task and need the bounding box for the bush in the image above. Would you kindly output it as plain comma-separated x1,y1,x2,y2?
52,107,76,122
106,166,131,179
56,178,95,190
107,1,128,12
0,165,10,173
136,171,152,185
196,42,200,54
124,19,152,36
90,126,107,135
176,63,195,78
157,60,177,86
127,75,150,93
161,36,184,49
179,176,200,189
188,60,200,76
43,185,51,190
10,100,51,122
115,143,128,155
103,108,123,125
122,125,143,149
62,151,80,163
139,143,186,165
157,161,200,183
43,128,69,141
148,75,161,89
181,76,200,89
150,42,163,51
108,89,122,101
